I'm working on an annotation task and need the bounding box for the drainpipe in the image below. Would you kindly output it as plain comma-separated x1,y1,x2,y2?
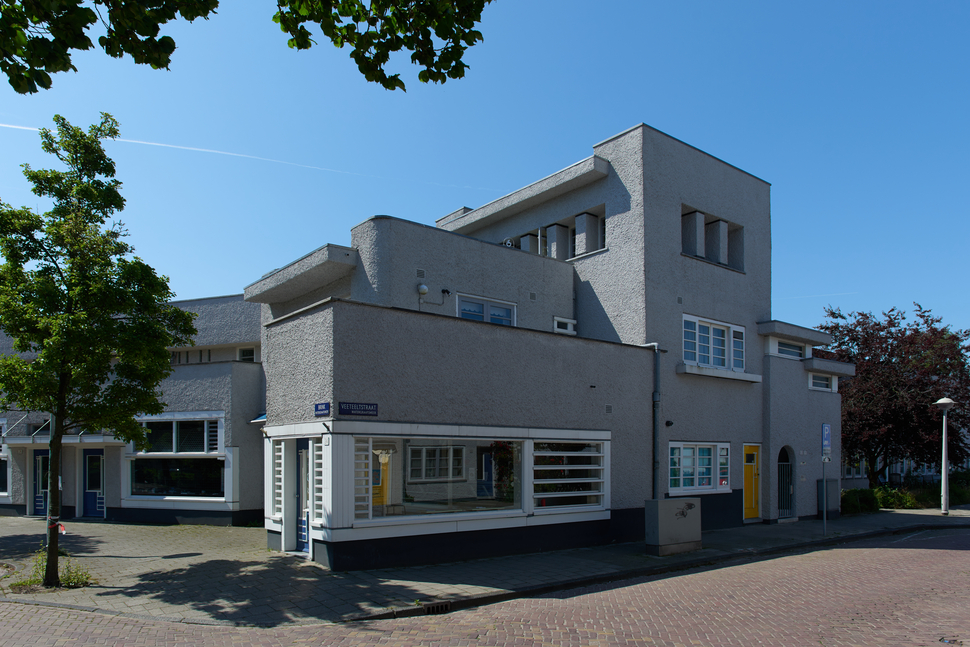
639,343,665,500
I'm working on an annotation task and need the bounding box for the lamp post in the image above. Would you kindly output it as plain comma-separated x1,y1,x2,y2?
934,397,956,516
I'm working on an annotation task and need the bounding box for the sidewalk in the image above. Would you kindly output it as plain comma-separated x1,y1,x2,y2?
1,506,968,627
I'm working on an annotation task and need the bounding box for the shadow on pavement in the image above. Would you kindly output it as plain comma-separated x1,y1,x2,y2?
0,533,105,562
93,555,432,625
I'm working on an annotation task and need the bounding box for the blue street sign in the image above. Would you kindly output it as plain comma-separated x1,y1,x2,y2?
339,402,378,416
314,402,331,417
822,423,832,457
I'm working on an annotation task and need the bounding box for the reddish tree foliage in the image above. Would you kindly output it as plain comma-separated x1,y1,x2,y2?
820,304,970,488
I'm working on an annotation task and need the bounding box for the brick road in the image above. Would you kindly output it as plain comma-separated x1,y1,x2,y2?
1,527,967,646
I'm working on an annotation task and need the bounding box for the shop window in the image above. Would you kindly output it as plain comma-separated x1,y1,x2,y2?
354,437,522,520
533,442,605,509
131,417,223,498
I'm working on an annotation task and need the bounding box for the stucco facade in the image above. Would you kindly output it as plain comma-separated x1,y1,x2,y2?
0,294,266,525
244,124,854,570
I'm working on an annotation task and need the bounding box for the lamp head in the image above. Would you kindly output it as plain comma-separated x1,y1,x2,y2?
934,397,956,412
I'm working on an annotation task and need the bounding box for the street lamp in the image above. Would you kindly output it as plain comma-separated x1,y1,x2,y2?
934,397,956,516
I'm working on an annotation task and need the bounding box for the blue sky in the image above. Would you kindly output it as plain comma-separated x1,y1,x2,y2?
1,1,968,332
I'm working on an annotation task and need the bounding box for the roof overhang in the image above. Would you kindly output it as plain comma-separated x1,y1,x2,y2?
244,244,358,304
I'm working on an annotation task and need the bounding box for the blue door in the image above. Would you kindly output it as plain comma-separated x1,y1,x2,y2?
296,439,309,552
82,449,105,517
477,450,494,498
32,450,50,516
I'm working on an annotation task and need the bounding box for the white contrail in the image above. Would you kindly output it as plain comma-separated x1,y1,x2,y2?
0,122,498,191
0,123,39,132
116,137,374,177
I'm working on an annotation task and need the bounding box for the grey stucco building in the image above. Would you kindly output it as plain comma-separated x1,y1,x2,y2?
243,124,855,569
0,294,266,525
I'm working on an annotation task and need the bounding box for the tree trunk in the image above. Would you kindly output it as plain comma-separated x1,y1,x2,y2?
44,373,70,588
44,414,62,587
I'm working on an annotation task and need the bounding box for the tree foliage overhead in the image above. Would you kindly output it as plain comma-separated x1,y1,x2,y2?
0,0,490,94
0,113,196,585
820,304,970,488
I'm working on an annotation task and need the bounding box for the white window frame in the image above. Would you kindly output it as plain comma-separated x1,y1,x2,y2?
407,445,465,482
133,416,224,456
457,294,516,327
843,460,867,479
553,316,577,335
237,347,256,362
683,315,745,372
777,341,805,358
669,441,731,495
532,441,605,511
809,373,837,392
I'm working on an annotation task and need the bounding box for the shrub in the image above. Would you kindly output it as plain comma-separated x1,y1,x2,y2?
873,486,920,509
841,488,879,514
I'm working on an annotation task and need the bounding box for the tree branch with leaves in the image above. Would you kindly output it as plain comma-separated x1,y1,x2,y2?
1,0,490,93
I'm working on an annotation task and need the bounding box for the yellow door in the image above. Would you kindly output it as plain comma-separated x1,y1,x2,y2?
372,461,389,506
743,444,760,519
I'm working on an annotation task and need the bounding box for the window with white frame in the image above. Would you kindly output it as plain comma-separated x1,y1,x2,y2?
844,460,866,479
683,316,745,371
669,442,731,494
353,436,522,520
533,442,605,509
777,341,804,358
408,446,464,482
554,316,577,335
458,295,515,326
130,418,223,498
238,347,255,362
810,373,833,391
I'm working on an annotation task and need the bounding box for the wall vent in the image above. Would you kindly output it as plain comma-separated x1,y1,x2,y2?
530,292,538,301
677,296,683,305
605,404,613,414
416,269,426,278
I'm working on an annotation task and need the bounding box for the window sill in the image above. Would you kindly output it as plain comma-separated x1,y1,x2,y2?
352,508,526,528
668,489,731,497
676,363,762,383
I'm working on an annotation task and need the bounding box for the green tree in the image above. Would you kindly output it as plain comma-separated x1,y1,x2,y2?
820,305,970,488
0,114,197,586
1,0,490,94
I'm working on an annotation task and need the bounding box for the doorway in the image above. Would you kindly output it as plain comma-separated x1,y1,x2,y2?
82,449,105,517
743,444,761,520
32,449,50,516
777,447,794,519
295,439,309,553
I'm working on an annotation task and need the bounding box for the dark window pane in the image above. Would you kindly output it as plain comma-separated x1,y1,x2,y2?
177,420,206,452
145,422,173,452
131,458,224,497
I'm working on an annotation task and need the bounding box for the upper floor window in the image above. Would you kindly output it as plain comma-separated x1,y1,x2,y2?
459,295,515,326
140,419,220,454
683,316,745,371
810,373,836,392
681,210,744,271
777,341,804,358
238,348,255,362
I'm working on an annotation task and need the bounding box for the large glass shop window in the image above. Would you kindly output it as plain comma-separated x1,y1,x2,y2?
354,437,522,519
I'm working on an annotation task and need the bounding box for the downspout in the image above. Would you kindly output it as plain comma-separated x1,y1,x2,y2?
639,343,664,500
